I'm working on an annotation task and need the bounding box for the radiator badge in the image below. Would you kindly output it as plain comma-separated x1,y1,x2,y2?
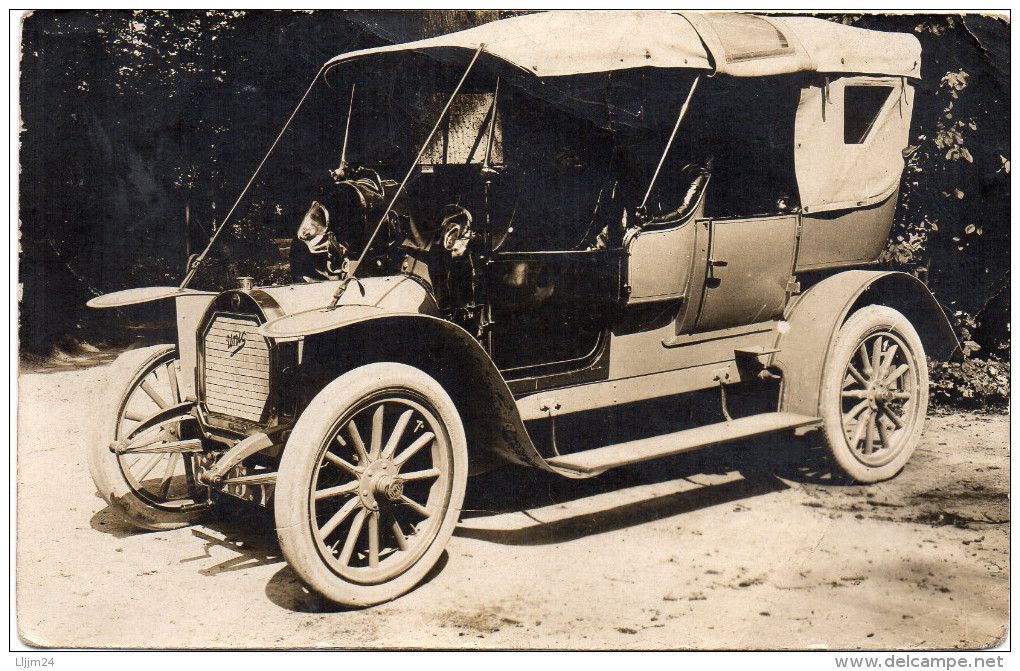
225,331,247,355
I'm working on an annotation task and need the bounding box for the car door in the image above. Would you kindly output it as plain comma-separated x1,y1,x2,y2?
687,214,799,333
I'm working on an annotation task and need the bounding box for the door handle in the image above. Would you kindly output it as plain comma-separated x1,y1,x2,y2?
708,257,727,281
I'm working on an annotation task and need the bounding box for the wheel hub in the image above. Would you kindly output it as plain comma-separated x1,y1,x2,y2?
379,476,404,502
357,460,403,511
865,382,894,408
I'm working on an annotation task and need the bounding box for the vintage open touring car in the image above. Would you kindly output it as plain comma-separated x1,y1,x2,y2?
87,11,961,606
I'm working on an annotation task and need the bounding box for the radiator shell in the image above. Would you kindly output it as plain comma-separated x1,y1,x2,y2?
201,313,271,423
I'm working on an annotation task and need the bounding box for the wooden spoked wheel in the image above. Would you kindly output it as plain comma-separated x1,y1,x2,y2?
88,345,208,530
838,331,918,465
310,394,452,582
820,306,928,483
275,363,467,607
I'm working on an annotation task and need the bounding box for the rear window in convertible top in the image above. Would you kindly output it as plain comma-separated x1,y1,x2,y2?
702,14,795,64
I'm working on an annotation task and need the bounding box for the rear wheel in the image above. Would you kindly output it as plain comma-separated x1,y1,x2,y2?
275,363,467,607
820,305,928,483
88,345,209,530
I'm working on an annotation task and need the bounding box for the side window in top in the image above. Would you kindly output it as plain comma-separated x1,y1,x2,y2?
844,85,895,144
694,78,802,219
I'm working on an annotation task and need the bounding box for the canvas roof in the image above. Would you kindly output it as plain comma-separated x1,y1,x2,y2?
324,11,922,80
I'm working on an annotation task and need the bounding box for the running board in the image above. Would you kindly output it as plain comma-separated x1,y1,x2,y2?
545,412,821,476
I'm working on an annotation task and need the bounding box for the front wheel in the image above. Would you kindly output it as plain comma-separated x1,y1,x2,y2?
820,305,929,483
274,363,468,607
88,345,209,530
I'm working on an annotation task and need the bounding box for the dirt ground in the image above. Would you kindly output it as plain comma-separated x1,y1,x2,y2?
16,359,1010,650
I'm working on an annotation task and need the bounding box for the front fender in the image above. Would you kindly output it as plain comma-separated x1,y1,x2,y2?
296,313,591,478
772,270,962,416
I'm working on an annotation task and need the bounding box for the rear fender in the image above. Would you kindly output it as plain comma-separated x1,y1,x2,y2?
297,315,571,476
772,270,961,416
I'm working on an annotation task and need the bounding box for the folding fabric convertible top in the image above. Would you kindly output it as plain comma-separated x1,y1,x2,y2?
324,11,921,80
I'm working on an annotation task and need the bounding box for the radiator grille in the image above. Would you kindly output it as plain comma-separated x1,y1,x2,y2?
202,314,270,422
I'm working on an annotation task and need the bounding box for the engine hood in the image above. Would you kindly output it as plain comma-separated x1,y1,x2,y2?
252,275,439,339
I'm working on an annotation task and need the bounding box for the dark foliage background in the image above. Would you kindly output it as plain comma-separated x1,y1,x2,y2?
19,11,1009,372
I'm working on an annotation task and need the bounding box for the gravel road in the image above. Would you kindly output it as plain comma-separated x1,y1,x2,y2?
16,360,1009,650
